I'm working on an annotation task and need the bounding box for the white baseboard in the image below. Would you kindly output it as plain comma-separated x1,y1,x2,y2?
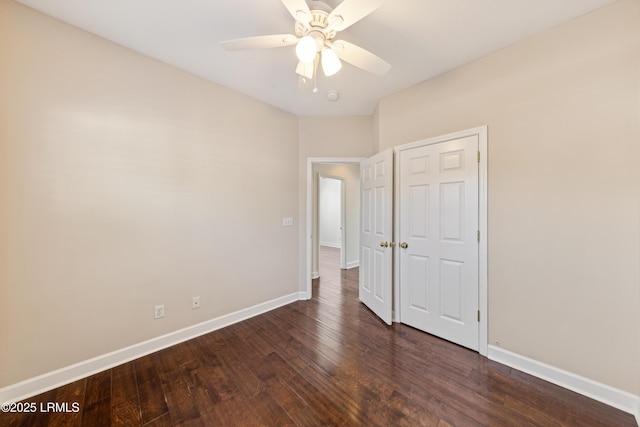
319,243,341,249
346,260,359,269
488,345,640,423
0,292,304,404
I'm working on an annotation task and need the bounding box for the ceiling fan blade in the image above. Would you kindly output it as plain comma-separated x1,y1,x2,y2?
327,0,385,31
281,0,311,25
220,34,298,50
331,40,390,76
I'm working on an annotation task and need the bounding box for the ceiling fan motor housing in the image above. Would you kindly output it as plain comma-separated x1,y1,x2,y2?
295,2,337,44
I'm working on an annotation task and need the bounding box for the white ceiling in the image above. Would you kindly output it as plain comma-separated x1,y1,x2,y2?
15,0,616,116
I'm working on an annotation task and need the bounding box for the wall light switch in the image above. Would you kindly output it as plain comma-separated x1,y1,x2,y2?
282,217,294,226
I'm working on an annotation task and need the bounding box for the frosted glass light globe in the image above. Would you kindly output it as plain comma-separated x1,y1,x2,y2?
296,36,317,63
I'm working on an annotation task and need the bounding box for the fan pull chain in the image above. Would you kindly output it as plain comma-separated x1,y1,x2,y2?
313,54,319,93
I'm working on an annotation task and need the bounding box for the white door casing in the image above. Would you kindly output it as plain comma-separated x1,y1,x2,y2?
359,149,393,325
398,134,480,351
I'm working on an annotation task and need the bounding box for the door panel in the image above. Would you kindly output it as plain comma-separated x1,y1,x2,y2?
440,259,463,322
360,149,393,325
408,254,429,311
399,136,479,350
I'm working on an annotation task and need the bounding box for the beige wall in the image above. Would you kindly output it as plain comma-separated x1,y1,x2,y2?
377,0,640,395
0,0,299,387
297,116,373,293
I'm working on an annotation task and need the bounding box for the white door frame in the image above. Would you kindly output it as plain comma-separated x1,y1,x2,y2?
394,126,488,356
305,158,365,299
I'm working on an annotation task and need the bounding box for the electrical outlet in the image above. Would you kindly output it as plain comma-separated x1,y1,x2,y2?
192,296,200,309
154,304,164,319
282,217,294,226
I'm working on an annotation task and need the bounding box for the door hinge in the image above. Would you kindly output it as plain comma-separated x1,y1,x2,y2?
477,230,480,242
477,310,480,322
477,151,480,163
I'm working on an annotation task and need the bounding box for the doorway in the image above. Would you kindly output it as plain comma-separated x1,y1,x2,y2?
318,175,345,273
305,158,364,299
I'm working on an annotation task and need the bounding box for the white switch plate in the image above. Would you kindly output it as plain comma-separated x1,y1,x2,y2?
282,217,294,226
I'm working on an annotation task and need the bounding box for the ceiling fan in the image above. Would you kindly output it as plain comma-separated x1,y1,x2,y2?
220,0,390,81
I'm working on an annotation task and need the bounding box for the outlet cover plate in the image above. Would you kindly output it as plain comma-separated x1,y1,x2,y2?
154,304,164,319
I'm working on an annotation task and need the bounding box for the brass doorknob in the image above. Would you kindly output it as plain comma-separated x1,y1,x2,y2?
379,241,389,248
400,242,408,249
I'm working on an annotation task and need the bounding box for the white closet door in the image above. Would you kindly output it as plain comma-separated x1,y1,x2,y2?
398,135,479,350
359,149,393,325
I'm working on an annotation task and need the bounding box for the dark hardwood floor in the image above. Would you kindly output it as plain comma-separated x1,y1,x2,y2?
2,245,636,426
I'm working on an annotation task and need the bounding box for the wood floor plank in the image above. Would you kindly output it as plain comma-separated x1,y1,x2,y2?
47,379,86,427
79,398,110,427
199,393,263,427
137,387,169,426
142,412,173,427
133,355,159,386
245,389,297,427
83,371,111,407
135,355,169,424
11,389,57,427
111,396,142,426
111,361,137,407
283,378,351,426
261,380,307,418
155,349,202,426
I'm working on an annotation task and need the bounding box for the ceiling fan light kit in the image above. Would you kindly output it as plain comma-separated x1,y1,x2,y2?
220,0,390,91
295,35,317,63
295,59,314,80
321,48,342,76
